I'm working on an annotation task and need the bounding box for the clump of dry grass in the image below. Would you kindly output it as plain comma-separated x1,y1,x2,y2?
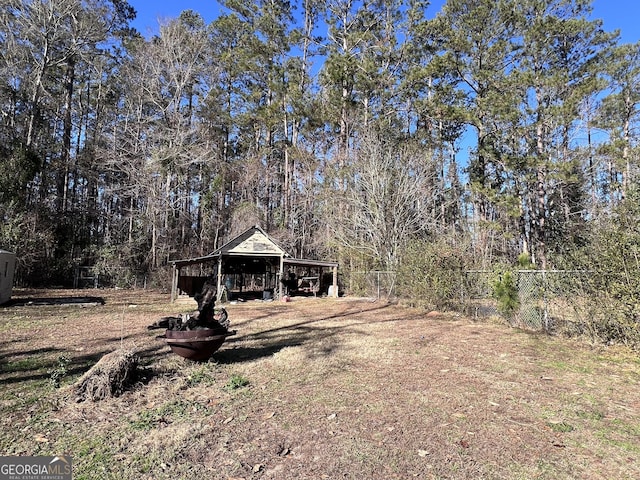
74,349,139,401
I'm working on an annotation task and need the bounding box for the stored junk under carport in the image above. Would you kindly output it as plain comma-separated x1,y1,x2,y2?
169,226,339,302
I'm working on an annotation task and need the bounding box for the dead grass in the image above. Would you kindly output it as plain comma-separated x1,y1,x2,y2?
1,288,639,479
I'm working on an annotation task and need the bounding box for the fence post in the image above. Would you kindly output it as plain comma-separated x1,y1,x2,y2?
543,270,548,332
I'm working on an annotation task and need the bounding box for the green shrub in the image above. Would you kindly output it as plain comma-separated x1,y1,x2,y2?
396,237,470,310
48,355,71,388
561,187,640,347
517,252,535,269
491,270,520,318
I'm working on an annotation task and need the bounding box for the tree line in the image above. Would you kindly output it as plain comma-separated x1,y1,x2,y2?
0,0,638,297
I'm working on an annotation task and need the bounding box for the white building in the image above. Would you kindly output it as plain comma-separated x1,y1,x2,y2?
0,249,16,304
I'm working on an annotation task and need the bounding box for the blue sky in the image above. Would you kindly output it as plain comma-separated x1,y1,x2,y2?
129,0,640,44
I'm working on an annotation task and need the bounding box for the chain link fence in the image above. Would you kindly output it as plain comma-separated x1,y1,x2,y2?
346,269,638,344
460,270,500,320
512,270,578,332
517,270,640,344
347,271,397,300
349,269,581,329
461,270,577,331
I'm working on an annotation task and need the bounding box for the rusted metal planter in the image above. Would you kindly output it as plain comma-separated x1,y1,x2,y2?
161,328,236,361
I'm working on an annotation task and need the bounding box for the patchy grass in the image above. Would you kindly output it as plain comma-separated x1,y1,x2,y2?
1,288,639,479
224,373,251,391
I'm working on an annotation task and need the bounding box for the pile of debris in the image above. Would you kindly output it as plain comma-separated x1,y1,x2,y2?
147,277,229,333
74,349,139,402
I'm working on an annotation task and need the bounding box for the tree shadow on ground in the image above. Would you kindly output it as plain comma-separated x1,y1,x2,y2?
210,308,381,364
0,341,167,386
230,302,396,338
212,341,305,364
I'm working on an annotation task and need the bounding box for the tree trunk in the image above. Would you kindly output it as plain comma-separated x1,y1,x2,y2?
622,89,631,199
535,117,547,269
61,58,76,213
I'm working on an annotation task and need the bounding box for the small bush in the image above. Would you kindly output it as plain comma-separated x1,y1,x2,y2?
561,187,640,347
48,354,71,388
517,252,535,269
491,270,519,318
396,237,470,310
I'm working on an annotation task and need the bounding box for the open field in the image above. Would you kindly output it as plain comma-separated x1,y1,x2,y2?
1,288,639,479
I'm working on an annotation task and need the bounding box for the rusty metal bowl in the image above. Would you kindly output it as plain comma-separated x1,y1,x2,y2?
162,328,236,361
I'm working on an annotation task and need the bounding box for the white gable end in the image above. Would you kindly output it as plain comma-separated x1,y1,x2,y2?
228,232,283,255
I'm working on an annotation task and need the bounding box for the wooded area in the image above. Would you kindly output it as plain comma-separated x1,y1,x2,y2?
1,0,639,322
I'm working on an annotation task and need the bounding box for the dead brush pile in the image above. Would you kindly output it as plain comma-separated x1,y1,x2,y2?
73,349,139,402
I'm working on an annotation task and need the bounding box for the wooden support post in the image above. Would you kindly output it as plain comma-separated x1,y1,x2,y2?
171,264,179,302
332,265,338,298
216,256,223,302
278,255,284,299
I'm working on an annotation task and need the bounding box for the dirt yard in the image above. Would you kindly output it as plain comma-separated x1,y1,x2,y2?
1,289,639,479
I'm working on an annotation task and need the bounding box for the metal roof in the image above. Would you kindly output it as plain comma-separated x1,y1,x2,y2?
169,226,337,269
283,258,338,268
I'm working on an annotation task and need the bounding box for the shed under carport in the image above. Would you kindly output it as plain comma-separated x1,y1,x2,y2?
169,226,338,302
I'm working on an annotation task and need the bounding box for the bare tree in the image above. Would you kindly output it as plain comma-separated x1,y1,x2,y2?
334,132,437,271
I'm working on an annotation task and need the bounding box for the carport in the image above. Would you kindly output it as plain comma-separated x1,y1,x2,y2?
169,226,338,302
